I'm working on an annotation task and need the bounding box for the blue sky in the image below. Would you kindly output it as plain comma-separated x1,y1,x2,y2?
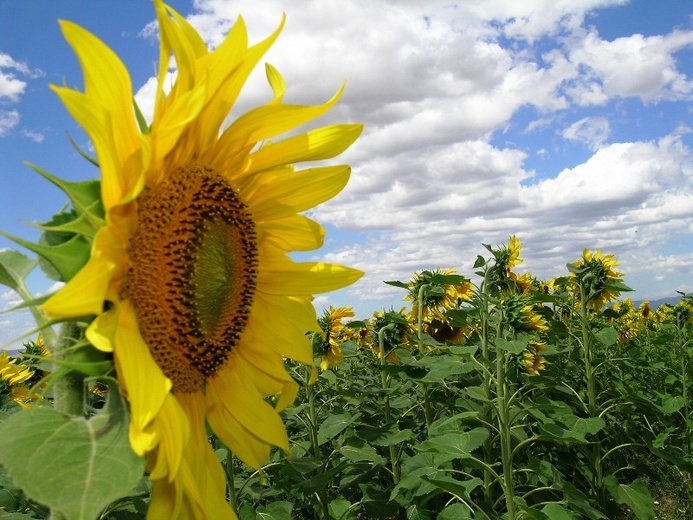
1,0,692,348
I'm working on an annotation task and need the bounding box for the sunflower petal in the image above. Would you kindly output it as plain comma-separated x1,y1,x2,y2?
259,257,364,295
114,300,172,454
248,124,363,174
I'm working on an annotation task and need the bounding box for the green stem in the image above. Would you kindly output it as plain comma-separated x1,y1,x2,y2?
579,285,603,505
225,450,237,515
378,323,399,484
52,321,84,416
306,370,331,520
416,284,434,431
49,321,85,520
496,345,516,519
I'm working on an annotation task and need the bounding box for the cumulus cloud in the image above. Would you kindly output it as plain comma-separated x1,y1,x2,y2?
561,116,610,150
128,0,693,313
567,29,693,103
0,53,44,139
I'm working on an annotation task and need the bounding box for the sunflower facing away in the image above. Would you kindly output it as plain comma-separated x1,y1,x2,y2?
40,2,363,517
316,306,355,371
571,249,625,309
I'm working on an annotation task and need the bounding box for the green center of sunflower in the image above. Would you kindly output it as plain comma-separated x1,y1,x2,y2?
125,164,258,393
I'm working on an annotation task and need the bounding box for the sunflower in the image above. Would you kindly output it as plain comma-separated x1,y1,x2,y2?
316,306,355,371
0,351,41,408
405,268,473,322
570,249,625,309
521,341,547,376
40,2,362,517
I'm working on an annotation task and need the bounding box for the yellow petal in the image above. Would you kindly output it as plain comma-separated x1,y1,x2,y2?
259,214,325,252
248,165,351,220
207,357,289,451
41,254,115,319
248,124,363,174
114,300,172,454
258,257,363,295
146,394,189,482
57,21,143,210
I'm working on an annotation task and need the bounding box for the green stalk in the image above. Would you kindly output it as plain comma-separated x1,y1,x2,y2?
52,321,84,417
478,268,494,505
225,451,238,515
49,321,84,520
579,284,603,505
495,334,516,519
378,323,399,484
416,284,434,431
306,370,331,520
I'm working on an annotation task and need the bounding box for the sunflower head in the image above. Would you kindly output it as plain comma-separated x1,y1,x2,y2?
34,1,363,516
569,249,629,309
502,294,549,333
316,306,355,370
521,341,547,376
405,268,473,322
371,308,412,360
486,235,525,293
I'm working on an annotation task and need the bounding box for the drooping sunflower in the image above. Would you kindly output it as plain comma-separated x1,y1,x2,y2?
0,351,41,408
405,268,473,322
40,2,362,518
570,249,626,309
521,341,547,376
316,306,355,371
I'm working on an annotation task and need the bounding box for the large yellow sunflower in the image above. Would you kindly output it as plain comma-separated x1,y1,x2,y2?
41,2,362,518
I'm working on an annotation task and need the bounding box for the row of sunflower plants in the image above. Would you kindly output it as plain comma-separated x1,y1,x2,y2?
221,237,691,520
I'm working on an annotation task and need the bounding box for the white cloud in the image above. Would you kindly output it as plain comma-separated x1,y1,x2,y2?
561,116,610,150
567,29,693,103
20,128,44,143
0,109,20,137
124,0,693,313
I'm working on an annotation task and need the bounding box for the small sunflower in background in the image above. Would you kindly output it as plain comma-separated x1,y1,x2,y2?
370,308,413,362
405,268,473,322
569,249,629,309
521,341,548,376
316,306,355,371
35,1,363,517
0,351,41,409
502,294,549,334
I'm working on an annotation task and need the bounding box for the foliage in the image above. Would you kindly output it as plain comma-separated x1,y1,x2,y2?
1,238,691,519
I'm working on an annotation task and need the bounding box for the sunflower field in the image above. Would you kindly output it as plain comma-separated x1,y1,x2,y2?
1,1,692,519
1,236,692,519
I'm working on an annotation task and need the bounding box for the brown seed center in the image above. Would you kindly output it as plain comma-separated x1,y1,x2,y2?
125,164,257,393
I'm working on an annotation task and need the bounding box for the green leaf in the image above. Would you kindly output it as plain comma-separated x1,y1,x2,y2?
428,412,479,437
419,428,489,460
496,336,529,354
255,501,293,520
437,503,473,520
661,394,685,414
0,250,37,292
560,415,605,436
0,378,145,520
422,476,481,500
329,498,356,520
540,503,578,519
383,280,408,290
603,476,655,520
594,327,618,347
340,444,385,464
317,413,356,445
1,231,90,282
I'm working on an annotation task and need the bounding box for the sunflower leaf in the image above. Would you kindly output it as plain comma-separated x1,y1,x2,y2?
0,378,145,520
0,250,37,293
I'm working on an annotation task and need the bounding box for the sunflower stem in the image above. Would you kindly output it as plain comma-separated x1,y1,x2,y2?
225,450,238,515
416,284,434,431
50,321,85,520
52,321,84,417
378,323,399,484
306,368,331,520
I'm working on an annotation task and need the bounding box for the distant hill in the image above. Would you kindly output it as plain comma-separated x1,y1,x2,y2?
633,296,682,309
